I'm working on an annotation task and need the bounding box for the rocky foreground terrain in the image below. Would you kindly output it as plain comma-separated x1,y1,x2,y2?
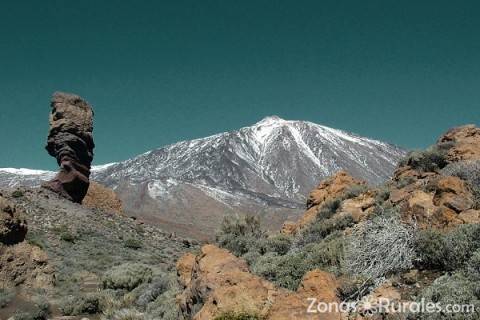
0,187,198,319
0,116,406,240
175,124,480,320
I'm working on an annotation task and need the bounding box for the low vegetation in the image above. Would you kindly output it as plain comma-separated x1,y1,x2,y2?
12,298,50,320
215,215,267,257
0,189,196,319
102,263,153,291
415,224,480,271
416,273,480,320
124,238,143,250
216,199,350,291
399,144,450,172
0,289,14,309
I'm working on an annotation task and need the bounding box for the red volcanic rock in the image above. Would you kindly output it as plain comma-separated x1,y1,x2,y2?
42,92,94,203
438,125,480,162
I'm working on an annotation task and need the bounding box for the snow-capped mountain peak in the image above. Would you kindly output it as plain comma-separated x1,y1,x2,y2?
0,117,407,238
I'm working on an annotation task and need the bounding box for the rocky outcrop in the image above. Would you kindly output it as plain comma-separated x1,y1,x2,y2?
0,242,55,291
42,92,94,203
177,245,341,320
387,125,480,229
0,195,27,245
306,171,365,210
282,171,366,234
82,182,123,214
438,124,480,162
396,175,478,229
176,252,196,288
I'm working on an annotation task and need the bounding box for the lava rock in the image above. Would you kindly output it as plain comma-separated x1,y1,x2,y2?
42,92,94,203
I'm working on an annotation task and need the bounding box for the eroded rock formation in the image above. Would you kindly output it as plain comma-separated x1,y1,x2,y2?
177,245,341,320
0,195,27,245
438,124,480,162
0,242,55,291
282,171,368,234
42,92,94,203
82,182,123,214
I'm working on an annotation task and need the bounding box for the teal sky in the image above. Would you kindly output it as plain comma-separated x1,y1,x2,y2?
0,0,479,169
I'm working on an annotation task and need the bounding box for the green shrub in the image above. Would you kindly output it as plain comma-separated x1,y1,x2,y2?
12,190,24,198
216,215,267,256
374,186,391,204
144,274,185,320
264,234,292,255
342,184,368,200
252,233,345,291
13,299,50,320
296,214,354,247
124,238,142,250
303,232,345,274
60,231,76,243
242,250,262,266
12,312,46,320
0,288,14,308
53,225,77,242
25,231,47,249
443,224,480,270
137,274,173,307
395,176,417,188
103,263,153,291
415,224,480,271
60,293,100,315
415,229,447,270
214,311,264,320
417,273,480,320
316,198,342,221
466,250,480,281
399,146,449,172
251,251,308,291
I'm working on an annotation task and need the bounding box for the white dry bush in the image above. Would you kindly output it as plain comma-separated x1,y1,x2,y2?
344,213,416,281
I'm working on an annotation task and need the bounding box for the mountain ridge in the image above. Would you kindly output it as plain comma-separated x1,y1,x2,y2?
0,116,407,239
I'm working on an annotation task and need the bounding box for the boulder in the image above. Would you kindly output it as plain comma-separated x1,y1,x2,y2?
286,172,366,232
177,245,341,320
438,125,480,162
0,242,55,291
431,176,474,213
306,171,365,210
280,221,298,235
458,209,480,224
176,252,196,287
82,182,123,214
0,195,27,245
340,191,376,222
42,92,94,203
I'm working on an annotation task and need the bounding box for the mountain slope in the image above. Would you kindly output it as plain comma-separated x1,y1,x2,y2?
0,117,406,239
